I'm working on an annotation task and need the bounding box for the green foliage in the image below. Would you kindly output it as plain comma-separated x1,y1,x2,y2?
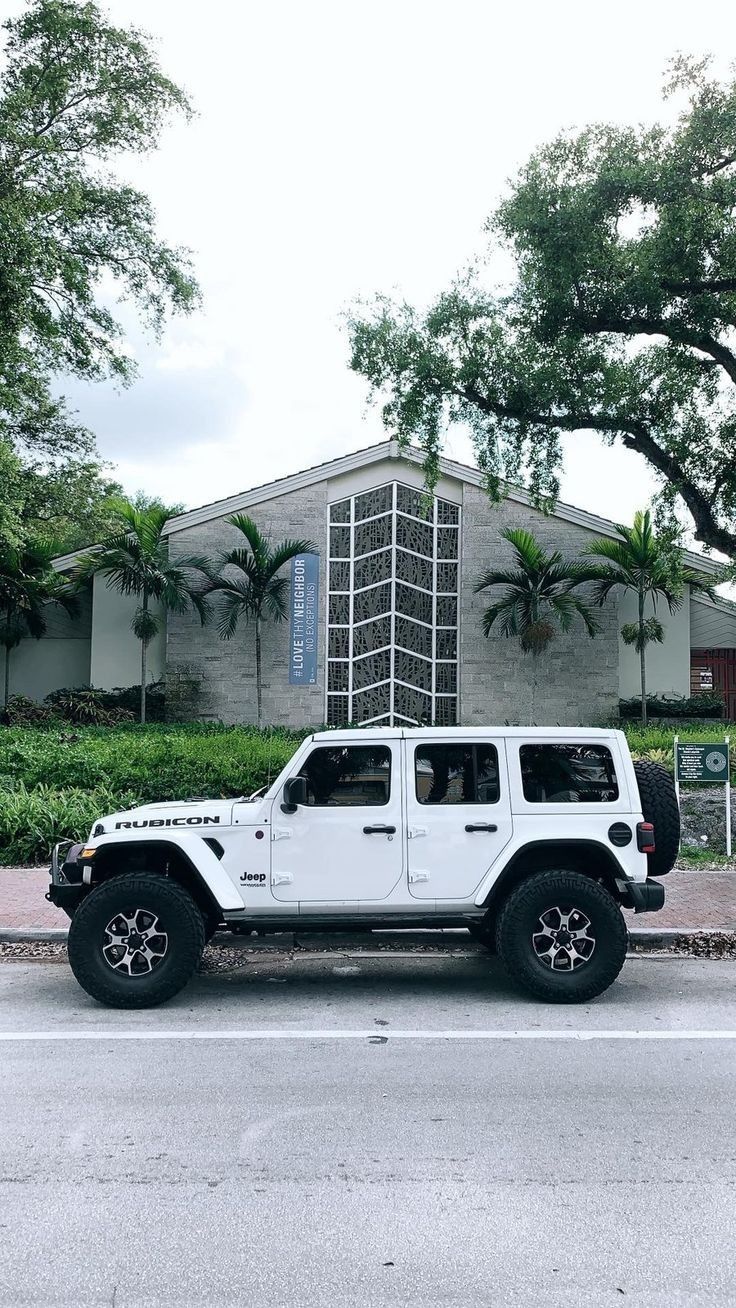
0,0,199,459
347,57,736,558
75,502,211,721
621,618,665,650
42,687,133,726
619,691,724,720
0,536,79,705
14,460,125,554
622,720,735,767
0,781,138,865
0,723,307,798
2,694,54,726
474,526,600,653
585,509,716,723
0,0,198,556
0,723,309,861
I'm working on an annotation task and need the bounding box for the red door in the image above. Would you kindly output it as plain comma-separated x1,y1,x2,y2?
691,649,736,718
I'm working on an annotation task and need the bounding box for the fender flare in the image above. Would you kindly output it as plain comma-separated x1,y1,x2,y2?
474,838,629,909
86,833,244,912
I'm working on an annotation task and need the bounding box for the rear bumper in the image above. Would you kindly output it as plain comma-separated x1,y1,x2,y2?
621,877,665,914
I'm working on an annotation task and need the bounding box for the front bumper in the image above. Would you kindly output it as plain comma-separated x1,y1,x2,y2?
620,877,665,914
47,841,87,915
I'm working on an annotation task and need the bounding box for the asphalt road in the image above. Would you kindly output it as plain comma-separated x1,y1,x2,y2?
1,953,736,1308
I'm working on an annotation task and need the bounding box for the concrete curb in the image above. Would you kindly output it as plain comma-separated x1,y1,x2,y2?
2,926,735,951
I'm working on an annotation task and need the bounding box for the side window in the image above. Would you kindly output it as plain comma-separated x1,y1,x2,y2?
519,744,619,803
415,743,500,805
298,745,391,807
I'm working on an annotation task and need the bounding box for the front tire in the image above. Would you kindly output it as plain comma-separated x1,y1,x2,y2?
67,872,205,1009
495,870,628,1003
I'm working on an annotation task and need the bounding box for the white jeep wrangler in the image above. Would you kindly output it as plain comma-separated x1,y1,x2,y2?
49,726,678,1008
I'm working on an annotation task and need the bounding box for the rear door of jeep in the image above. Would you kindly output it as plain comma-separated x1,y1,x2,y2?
404,733,513,900
507,735,642,877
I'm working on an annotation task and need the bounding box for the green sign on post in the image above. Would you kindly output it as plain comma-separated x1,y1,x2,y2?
674,736,731,856
675,743,729,782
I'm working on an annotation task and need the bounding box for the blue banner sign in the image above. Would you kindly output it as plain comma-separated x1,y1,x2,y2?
289,553,319,686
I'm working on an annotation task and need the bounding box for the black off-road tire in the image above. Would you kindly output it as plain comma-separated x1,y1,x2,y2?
495,870,628,1004
633,759,680,877
67,873,205,1009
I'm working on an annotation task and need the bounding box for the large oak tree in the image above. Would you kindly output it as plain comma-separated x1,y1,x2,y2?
348,56,736,561
0,0,199,546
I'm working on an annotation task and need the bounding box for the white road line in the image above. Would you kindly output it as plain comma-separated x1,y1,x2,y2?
1,1028,736,1042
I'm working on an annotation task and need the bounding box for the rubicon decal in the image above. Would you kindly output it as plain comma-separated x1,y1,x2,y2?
114,816,222,829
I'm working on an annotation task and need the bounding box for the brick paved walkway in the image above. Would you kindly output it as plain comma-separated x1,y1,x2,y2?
1,866,735,932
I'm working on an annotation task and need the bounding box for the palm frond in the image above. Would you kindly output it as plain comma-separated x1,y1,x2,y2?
216,590,251,639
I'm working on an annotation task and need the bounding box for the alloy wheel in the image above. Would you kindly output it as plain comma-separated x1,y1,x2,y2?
531,905,596,971
102,908,169,976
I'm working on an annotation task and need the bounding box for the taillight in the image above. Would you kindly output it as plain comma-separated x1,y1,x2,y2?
637,822,655,854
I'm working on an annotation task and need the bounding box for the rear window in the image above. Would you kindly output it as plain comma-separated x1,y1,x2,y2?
519,744,619,803
415,743,500,805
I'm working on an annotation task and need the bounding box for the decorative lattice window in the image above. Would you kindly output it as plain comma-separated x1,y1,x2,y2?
328,593,350,625
354,550,392,590
353,582,391,624
327,482,460,726
354,515,393,556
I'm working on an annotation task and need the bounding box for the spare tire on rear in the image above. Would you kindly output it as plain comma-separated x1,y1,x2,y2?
633,759,680,877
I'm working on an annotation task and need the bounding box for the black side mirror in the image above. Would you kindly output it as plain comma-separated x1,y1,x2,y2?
281,775,308,813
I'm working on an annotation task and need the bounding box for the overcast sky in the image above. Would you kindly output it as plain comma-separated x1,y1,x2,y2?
27,1,736,525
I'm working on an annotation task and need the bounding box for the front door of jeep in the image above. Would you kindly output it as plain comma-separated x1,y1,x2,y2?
406,736,513,900
270,740,403,903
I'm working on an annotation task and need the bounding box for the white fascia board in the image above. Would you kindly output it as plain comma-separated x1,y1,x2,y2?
691,591,736,615
159,437,725,577
51,545,101,573
162,443,398,536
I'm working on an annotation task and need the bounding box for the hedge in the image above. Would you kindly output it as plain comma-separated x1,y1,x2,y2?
0,724,308,865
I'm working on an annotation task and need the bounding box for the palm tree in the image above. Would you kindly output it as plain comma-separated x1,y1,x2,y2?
585,510,716,725
207,515,317,727
75,503,211,724
0,540,79,708
474,527,600,724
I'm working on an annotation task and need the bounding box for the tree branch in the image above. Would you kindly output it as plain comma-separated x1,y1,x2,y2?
574,310,736,385
459,383,736,557
660,277,736,295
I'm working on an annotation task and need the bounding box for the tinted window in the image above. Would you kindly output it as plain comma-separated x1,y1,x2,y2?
415,744,500,805
520,744,619,803
298,745,391,807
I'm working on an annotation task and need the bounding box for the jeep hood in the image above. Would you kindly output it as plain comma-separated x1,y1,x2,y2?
91,795,269,835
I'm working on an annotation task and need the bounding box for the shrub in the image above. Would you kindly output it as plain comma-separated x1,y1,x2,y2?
0,723,312,863
619,691,724,720
1,695,54,727
0,782,138,865
45,687,134,726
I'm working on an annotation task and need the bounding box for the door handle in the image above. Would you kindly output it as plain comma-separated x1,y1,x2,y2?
363,824,397,835
464,823,498,833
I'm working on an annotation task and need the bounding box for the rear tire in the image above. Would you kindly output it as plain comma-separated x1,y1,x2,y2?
495,870,628,1003
633,760,680,877
67,872,205,1009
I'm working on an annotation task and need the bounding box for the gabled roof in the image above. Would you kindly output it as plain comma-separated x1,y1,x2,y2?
160,438,724,577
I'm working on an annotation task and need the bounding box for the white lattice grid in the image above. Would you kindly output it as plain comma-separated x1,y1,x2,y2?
326,481,459,726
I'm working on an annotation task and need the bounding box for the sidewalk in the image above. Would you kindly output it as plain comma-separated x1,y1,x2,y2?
1,865,735,935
